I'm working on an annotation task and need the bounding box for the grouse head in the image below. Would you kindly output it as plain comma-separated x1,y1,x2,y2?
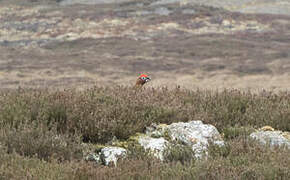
135,74,151,86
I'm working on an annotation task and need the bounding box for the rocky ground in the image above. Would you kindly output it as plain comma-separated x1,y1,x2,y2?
86,121,290,167
0,0,290,90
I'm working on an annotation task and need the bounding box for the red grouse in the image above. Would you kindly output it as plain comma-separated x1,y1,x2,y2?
135,74,151,87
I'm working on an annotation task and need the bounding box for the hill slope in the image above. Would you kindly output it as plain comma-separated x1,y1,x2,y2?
0,0,290,90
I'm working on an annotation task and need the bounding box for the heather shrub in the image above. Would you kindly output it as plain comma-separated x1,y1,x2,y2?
0,128,83,162
163,143,196,164
1,137,289,180
223,126,256,140
0,87,289,144
0,151,77,179
0,87,289,180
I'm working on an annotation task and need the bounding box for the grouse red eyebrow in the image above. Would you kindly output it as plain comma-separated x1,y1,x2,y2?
139,74,148,78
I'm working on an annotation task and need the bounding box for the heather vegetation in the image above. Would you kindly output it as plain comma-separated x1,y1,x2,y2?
0,86,289,179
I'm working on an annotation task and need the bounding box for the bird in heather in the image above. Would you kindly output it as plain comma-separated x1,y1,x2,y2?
135,73,151,87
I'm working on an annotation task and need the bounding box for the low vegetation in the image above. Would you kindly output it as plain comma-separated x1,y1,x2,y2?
0,86,289,179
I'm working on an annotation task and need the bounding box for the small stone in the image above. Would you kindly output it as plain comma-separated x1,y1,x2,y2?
100,147,127,166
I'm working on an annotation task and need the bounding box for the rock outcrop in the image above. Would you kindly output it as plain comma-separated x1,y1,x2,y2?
145,120,224,159
250,126,290,149
86,120,225,165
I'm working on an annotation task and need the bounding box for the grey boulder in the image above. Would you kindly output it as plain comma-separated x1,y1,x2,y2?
86,146,127,166
166,120,224,158
145,120,224,159
138,136,169,161
250,130,290,148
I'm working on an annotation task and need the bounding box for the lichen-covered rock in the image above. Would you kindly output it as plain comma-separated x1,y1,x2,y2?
259,126,275,131
165,120,224,158
145,123,168,138
84,121,225,165
100,147,127,166
138,136,169,161
85,146,127,166
250,130,290,148
85,121,224,165
145,120,224,159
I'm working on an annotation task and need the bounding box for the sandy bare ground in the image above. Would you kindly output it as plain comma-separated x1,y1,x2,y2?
0,0,290,91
